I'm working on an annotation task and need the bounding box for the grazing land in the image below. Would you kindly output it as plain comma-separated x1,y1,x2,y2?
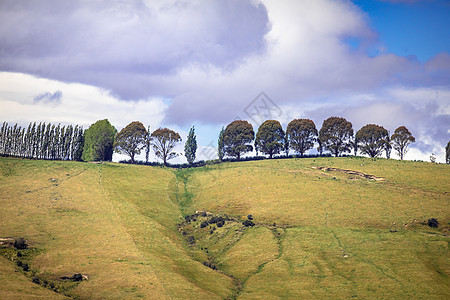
0,156,449,299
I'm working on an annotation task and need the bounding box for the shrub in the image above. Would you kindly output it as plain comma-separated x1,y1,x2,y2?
247,214,253,220
17,251,22,257
14,238,27,250
243,220,255,227
32,276,40,284
22,263,29,271
428,218,439,228
16,260,22,267
200,221,209,228
73,273,83,281
187,236,195,244
208,216,224,224
203,261,217,270
217,220,225,227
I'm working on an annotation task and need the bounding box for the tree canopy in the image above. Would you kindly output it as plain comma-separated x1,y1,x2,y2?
114,121,148,163
391,126,415,160
223,120,254,160
151,128,181,165
255,120,285,158
355,124,389,158
82,119,116,162
319,117,353,157
184,126,197,165
286,119,318,156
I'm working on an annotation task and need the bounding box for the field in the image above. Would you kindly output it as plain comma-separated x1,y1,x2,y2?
0,156,449,299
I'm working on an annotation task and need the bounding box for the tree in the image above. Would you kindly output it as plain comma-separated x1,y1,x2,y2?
218,127,225,161
286,119,318,156
82,119,117,162
319,117,353,157
255,120,285,158
223,120,254,160
184,126,197,165
145,126,151,163
151,128,182,165
446,141,450,164
114,121,148,163
355,124,389,158
391,126,415,160
385,133,392,159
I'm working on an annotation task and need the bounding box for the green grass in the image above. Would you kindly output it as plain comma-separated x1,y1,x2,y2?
0,156,448,299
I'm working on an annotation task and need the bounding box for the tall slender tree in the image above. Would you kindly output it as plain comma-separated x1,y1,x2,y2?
184,126,197,165
218,127,225,161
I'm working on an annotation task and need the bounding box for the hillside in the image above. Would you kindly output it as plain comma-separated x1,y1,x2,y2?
0,156,449,299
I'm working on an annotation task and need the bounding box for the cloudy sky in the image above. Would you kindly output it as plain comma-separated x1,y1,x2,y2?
0,0,449,163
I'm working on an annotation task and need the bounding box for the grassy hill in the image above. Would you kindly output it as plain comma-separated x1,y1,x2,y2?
0,156,448,299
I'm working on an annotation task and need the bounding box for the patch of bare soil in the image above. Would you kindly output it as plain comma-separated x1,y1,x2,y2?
312,166,385,181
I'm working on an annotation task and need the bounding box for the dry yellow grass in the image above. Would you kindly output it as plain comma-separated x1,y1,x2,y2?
0,156,449,299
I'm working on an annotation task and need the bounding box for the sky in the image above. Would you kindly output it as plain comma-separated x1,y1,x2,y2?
0,0,449,163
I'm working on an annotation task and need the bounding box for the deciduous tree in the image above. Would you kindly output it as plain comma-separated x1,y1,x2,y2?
355,124,389,158
151,128,181,165
319,117,353,157
255,120,285,158
184,126,197,165
286,119,318,156
391,126,415,160
82,119,117,162
114,121,147,163
223,120,254,160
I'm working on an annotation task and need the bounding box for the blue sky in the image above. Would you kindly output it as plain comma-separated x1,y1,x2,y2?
0,0,449,163
355,0,450,61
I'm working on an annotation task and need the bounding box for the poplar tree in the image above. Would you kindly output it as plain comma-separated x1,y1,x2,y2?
184,126,197,165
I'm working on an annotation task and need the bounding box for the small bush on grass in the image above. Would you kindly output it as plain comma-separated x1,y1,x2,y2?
22,263,29,272
32,276,40,284
73,273,83,282
428,218,439,228
243,220,255,227
200,221,209,228
14,238,27,250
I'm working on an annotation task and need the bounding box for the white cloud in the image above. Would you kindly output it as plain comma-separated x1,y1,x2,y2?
0,72,167,130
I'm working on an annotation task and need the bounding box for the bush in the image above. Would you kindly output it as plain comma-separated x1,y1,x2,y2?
16,260,22,267
73,273,83,281
247,214,253,220
32,276,40,284
217,220,225,227
203,261,217,270
208,216,224,224
200,221,209,228
14,238,27,250
243,220,255,227
17,251,22,257
22,263,29,271
428,218,439,228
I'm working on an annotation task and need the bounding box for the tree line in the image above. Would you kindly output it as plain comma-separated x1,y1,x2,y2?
0,121,84,160
218,117,418,161
1,117,449,165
